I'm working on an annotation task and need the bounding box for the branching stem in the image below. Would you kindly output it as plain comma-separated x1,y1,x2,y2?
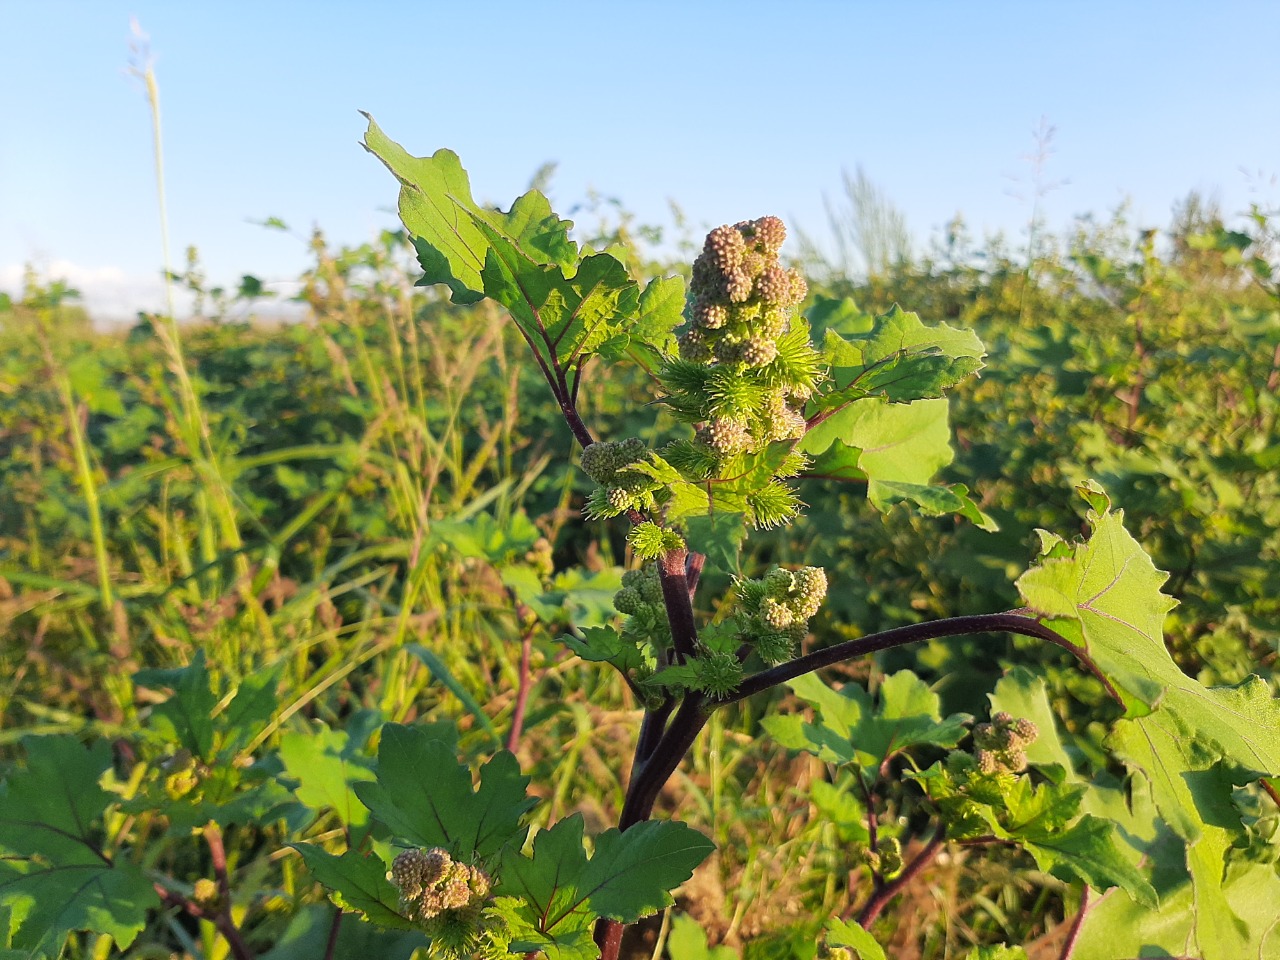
716,612,1120,706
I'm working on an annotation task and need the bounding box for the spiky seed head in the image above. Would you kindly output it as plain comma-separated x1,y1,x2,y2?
973,722,996,749
694,647,744,697
758,306,789,339
754,630,796,666
763,566,794,597
613,586,643,615
1013,718,1038,742
637,568,664,604
467,865,491,899
976,750,999,775
679,328,713,363
690,257,720,297
390,848,451,896
791,567,828,616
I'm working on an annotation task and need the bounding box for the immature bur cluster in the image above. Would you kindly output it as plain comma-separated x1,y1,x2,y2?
614,564,672,653
734,565,829,665
972,712,1039,775
580,437,661,520
389,847,491,922
665,217,824,465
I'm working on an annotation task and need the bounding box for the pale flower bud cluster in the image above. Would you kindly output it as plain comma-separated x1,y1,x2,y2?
734,565,828,664
389,848,491,922
972,712,1039,774
674,217,819,466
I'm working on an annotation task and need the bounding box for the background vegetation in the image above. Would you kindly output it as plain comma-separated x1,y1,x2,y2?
1,186,1277,958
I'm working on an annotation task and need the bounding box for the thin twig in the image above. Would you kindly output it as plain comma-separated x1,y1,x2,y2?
855,827,946,927
153,883,255,960
506,624,537,753
322,908,343,960
1059,886,1091,960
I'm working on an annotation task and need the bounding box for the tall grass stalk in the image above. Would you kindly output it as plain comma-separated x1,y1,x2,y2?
129,21,273,644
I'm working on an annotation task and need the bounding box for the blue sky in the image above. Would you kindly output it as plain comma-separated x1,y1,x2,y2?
2,1,1277,318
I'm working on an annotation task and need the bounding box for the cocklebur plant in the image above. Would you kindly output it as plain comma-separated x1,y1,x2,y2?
333,119,1280,960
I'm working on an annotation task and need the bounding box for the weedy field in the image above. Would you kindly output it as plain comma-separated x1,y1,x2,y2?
0,129,1278,960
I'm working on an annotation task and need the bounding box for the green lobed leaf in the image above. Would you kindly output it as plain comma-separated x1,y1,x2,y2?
220,663,283,753
133,650,218,760
802,398,953,486
0,736,159,955
767,670,970,772
911,760,1156,906
495,813,713,946
1014,481,1280,953
810,305,985,413
353,724,535,859
480,247,640,370
682,513,748,575
580,819,715,921
800,396,993,526
987,667,1077,774
290,845,415,930
0,856,158,957
634,275,686,345
825,917,887,960
1073,857,1280,960
803,295,874,342
361,116,576,304
667,913,739,960
559,625,647,677
279,721,376,841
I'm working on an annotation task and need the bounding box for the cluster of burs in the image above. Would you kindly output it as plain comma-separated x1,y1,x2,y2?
613,564,671,649
388,848,507,957
613,563,827,697
579,437,661,521
668,216,824,464
734,565,828,665
971,712,1039,775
